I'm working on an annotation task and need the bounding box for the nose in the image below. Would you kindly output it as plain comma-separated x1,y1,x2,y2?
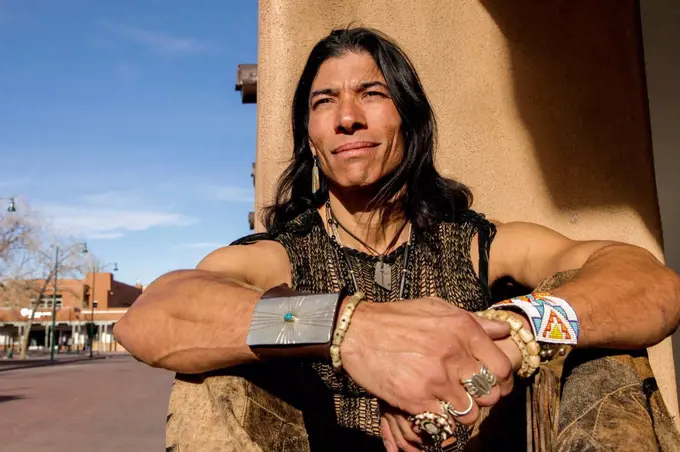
335,96,367,134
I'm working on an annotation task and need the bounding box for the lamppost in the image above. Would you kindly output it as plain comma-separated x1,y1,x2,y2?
2,197,16,356
1,196,16,212
50,242,88,362
89,261,118,358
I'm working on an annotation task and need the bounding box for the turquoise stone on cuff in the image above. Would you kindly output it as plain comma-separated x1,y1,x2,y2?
283,312,295,322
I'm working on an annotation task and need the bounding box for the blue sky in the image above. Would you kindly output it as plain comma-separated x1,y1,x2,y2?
0,0,258,286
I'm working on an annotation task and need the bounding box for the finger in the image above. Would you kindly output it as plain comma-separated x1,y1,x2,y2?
466,333,515,397
434,382,480,426
385,413,421,452
472,314,511,339
495,337,523,373
394,413,424,446
457,359,503,408
381,416,398,452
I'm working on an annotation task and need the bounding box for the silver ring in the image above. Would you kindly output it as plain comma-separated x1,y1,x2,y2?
408,411,454,442
461,365,497,398
441,393,475,418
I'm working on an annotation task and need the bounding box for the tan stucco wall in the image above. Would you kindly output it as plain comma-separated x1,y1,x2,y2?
641,0,680,402
255,0,678,419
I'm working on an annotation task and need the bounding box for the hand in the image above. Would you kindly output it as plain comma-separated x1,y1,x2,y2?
380,404,423,452
340,297,515,426
490,331,523,374
377,322,525,451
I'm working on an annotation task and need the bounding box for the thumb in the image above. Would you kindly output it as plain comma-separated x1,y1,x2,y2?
473,314,511,340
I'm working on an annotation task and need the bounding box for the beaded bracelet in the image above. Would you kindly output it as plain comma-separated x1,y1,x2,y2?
477,309,541,378
330,291,366,373
478,308,572,378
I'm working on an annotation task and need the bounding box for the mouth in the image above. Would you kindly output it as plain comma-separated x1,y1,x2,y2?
332,141,380,155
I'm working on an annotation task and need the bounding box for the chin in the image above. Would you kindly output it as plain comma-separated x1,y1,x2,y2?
331,165,374,184
333,176,381,191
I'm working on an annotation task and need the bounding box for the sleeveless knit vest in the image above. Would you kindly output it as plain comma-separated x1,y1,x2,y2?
233,208,496,451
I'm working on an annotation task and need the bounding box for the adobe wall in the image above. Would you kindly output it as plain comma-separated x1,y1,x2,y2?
641,0,680,399
255,0,677,417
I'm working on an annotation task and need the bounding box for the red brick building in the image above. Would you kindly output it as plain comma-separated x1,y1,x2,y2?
0,272,142,353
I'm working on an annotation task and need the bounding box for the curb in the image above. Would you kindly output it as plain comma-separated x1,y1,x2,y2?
0,355,107,373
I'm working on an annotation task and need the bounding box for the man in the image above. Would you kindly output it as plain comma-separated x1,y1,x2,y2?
114,28,680,451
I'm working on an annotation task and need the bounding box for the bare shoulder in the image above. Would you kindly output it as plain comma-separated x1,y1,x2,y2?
490,220,572,268
471,219,572,283
489,220,617,287
197,240,292,291
492,220,573,251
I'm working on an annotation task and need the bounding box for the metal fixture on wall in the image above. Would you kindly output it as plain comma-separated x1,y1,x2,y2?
235,64,257,104
236,66,257,229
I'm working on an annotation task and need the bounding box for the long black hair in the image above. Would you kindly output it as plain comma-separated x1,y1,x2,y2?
262,27,472,233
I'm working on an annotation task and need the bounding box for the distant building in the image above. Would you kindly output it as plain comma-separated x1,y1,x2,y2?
0,272,143,354
236,63,257,230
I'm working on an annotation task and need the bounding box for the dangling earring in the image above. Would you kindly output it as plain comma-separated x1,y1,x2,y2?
312,156,320,194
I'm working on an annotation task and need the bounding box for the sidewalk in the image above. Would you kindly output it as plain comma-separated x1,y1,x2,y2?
0,353,112,372
0,354,171,452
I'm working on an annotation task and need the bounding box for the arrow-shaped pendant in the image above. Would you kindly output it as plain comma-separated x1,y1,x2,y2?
374,261,392,290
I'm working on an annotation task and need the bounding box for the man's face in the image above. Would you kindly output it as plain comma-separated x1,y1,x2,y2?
307,52,404,191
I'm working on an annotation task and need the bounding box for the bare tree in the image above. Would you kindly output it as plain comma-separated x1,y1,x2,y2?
1,205,89,359
0,206,36,275
14,243,88,359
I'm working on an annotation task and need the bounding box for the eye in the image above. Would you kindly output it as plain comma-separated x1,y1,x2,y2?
312,98,333,109
364,91,388,99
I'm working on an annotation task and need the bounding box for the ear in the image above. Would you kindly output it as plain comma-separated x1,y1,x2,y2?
308,140,318,159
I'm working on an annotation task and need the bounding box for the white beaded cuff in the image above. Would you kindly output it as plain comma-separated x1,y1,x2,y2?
330,291,366,373
491,292,580,345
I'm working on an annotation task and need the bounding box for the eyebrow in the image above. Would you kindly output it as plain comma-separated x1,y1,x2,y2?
309,80,389,99
358,81,389,91
310,87,338,99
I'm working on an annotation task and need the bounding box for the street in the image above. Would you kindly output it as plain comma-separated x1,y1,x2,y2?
0,355,174,452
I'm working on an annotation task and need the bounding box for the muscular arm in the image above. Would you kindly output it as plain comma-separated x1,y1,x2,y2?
112,241,295,373
488,221,680,349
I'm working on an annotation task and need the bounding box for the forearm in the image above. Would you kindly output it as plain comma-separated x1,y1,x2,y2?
114,270,335,373
551,244,680,349
114,270,263,373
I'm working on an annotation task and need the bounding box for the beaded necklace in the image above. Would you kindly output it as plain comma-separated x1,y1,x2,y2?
325,200,414,300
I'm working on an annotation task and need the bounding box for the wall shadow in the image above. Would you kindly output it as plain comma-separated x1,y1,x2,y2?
480,0,662,243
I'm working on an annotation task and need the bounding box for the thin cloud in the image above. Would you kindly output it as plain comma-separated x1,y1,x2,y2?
39,194,197,239
110,24,214,56
211,186,254,203
81,190,141,207
87,232,125,240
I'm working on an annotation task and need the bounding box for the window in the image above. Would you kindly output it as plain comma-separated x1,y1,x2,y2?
83,284,91,308
38,295,62,308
